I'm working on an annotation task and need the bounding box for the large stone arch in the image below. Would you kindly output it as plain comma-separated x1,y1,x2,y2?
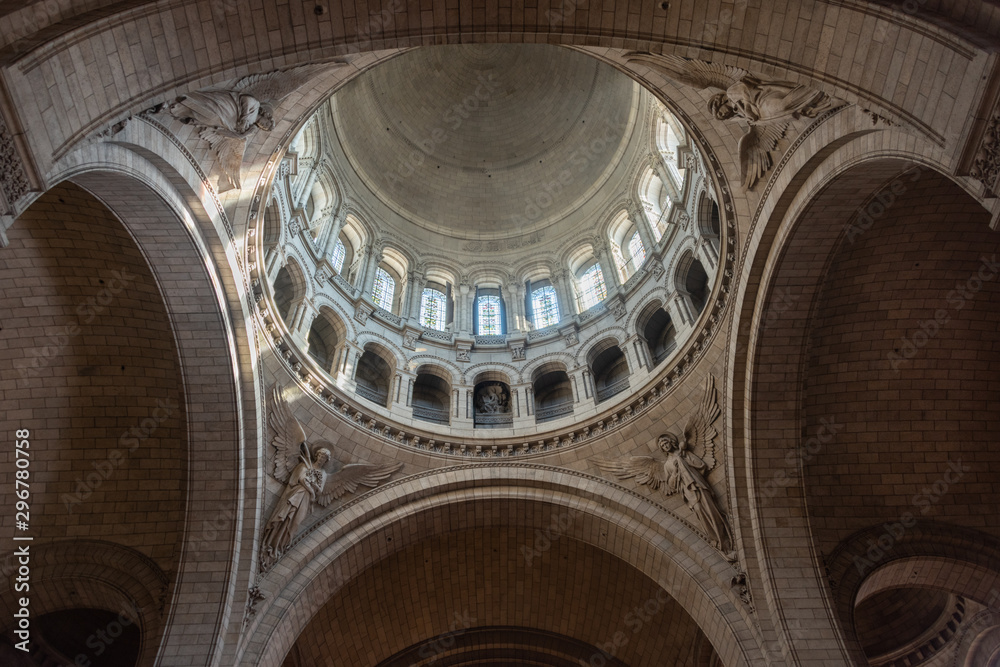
240,466,766,667
733,135,998,664
31,122,264,666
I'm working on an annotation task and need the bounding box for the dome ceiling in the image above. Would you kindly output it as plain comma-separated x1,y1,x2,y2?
331,44,639,239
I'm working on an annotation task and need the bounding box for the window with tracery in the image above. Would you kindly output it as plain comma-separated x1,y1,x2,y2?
578,264,607,310
420,288,447,331
531,285,560,329
331,239,346,273
628,231,646,272
372,267,395,311
478,294,503,335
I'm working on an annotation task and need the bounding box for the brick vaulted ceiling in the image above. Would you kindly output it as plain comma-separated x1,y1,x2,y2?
1,2,1000,667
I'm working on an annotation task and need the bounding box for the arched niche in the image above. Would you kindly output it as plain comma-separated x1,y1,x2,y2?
637,301,677,366
531,362,574,423
411,364,452,425
273,257,307,321
307,307,347,375
677,253,709,317
587,338,630,403
354,343,395,407
473,371,513,428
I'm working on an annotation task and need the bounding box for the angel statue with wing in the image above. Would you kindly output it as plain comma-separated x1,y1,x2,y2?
624,53,840,190
261,385,402,569
168,63,346,191
594,376,733,558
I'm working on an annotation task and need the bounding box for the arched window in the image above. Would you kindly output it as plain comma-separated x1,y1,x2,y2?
372,267,395,311
578,264,607,310
331,239,346,273
628,231,646,271
477,294,503,335
420,287,448,331
531,285,560,329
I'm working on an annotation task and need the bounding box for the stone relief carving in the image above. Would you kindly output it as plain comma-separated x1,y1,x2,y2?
510,343,525,361
475,383,510,415
168,64,346,191
261,385,402,570
970,107,1000,195
0,112,30,216
594,376,734,558
651,261,665,281
625,53,841,190
402,330,419,349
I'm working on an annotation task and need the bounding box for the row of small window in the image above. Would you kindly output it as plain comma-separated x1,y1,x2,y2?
330,232,645,333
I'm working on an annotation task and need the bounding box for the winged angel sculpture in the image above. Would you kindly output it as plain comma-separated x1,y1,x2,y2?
625,53,841,190
168,63,345,191
261,385,402,569
594,376,733,557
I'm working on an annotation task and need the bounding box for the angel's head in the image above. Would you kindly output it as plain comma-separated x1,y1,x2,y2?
314,448,331,467
709,93,736,120
254,105,276,131
657,433,680,453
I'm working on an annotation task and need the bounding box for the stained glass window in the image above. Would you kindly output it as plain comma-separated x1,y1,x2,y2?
628,231,646,272
331,239,345,273
478,294,502,335
531,285,560,329
372,267,394,312
579,264,607,310
420,288,447,331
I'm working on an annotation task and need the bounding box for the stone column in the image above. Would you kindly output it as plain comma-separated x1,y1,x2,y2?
592,237,621,291
507,281,526,332
627,199,655,255
406,271,427,321
650,154,681,205
550,269,572,323
359,242,384,299
319,208,347,258
457,279,472,334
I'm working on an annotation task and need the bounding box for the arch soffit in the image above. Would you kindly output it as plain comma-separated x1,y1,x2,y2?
242,466,761,667
407,357,462,384
729,132,979,663
629,291,668,334
43,141,256,667
522,352,578,380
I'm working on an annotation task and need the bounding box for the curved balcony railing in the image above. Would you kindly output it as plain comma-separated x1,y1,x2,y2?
355,384,388,406
534,402,574,423
596,377,630,403
474,412,513,427
413,404,451,425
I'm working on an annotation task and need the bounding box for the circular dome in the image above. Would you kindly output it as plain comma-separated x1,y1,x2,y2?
259,44,728,450
332,44,638,237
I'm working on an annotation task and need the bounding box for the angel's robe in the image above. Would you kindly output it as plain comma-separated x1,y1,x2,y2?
168,90,261,135
261,459,324,561
726,80,833,125
664,449,731,551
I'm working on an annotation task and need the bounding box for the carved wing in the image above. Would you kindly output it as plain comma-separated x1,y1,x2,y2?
235,62,347,104
623,53,747,92
316,461,403,508
738,121,787,190
683,376,722,471
269,384,308,484
593,456,673,494
199,127,247,191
